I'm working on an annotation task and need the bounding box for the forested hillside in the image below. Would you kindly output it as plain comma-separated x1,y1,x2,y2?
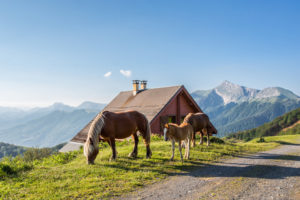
0,142,65,159
227,108,300,141
0,142,27,158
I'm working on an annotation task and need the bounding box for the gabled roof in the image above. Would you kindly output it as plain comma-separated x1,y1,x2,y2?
69,85,201,144
102,85,182,122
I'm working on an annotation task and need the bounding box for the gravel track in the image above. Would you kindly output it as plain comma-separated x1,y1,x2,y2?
117,142,300,200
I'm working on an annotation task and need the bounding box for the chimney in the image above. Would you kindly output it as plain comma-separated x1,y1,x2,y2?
132,80,140,96
140,80,147,90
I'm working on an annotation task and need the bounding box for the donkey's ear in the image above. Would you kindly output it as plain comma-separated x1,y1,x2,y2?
89,137,94,145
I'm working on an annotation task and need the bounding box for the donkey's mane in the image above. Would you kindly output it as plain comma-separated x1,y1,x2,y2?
84,111,106,157
88,111,106,141
183,113,193,123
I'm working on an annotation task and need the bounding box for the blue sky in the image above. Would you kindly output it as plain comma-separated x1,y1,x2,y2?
0,0,299,107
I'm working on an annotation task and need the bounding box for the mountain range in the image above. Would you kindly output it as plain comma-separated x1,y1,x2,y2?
191,81,300,137
0,102,105,147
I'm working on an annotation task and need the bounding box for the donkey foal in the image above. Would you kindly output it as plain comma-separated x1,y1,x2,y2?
164,123,193,163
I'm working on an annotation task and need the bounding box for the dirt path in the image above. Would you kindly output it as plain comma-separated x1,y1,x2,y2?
117,142,300,200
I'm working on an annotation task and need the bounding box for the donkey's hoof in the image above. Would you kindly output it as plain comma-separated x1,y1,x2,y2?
128,152,137,158
146,151,152,159
109,156,116,161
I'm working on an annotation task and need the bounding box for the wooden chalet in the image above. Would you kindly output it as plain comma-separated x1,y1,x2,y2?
60,81,202,152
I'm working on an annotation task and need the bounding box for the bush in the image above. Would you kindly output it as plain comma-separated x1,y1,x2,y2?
244,136,251,142
42,151,79,165
23,148,52,162
0,163,14,175
0,156,32,179
257,137,266,143
201,136,225,144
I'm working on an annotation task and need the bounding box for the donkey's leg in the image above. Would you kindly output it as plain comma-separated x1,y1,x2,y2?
181,140,186,148
188,138,191,159
109,138,117,161
141,131,152,159
129,132,138,158
199,131,204,145
192,132,196,147
207,134,210,146
170,139,175,161
178,140,183,163
146,143,152,159
184,139,187,158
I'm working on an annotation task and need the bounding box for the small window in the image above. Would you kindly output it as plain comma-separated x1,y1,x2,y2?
181,115,186,123
160,115,176,131
168,116,176,123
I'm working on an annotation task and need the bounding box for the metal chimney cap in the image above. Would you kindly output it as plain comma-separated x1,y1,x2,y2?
132,80,140,84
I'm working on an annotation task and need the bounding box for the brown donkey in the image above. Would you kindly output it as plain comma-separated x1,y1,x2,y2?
84,110,152,164
183,112,217,147
163,123,193,163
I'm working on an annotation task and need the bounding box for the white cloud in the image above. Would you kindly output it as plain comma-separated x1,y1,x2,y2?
120,69,132,77
104,71,112,77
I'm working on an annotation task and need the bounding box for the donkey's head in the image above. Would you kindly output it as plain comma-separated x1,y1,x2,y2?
84,137,99,165
163,123,171,141
83,113,105,164
207,121,218,135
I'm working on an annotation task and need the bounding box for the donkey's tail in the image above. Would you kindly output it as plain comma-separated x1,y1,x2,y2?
144,116,151,145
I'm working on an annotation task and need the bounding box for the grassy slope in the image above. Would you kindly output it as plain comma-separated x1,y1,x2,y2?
1,135,300,200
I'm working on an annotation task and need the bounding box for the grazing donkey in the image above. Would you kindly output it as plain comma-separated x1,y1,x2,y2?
84,110,152,164
163,122,193,163
183,112,217,147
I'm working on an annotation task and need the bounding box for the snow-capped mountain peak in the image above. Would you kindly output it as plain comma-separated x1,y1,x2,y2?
193,81,299,106
214,80,259,104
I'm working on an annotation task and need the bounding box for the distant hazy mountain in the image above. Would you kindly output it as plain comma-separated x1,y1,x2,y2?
0,102,105,147
77,101,106,111
191,81,300,137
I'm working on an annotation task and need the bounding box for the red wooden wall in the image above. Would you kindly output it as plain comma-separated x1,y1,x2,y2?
150,91,198,134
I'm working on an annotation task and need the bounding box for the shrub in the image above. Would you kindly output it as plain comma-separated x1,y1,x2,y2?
210,137,225,144
23,148,52,162
42,151,79,165
257,137,266,143
244,136,251,142
0,163,14,175
0,156,32,179
201,136,225,144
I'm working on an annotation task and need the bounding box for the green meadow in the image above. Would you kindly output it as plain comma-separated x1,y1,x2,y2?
1,135,300,200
